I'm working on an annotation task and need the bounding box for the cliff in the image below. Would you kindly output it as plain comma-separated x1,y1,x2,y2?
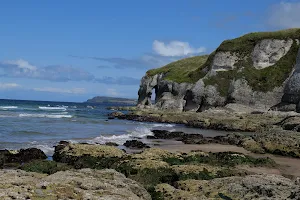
137,28,300,112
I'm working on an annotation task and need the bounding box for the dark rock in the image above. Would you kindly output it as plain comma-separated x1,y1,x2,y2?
108,111,124,119
151,130,185,140
123,140,150,149
12,148,47,163
181,134,206,144
151,130,205,144
146,135,157,139
58,141,70,145
105,142,119,146
0,148,47,168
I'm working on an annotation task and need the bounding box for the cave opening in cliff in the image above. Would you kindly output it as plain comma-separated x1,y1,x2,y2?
183,90,198,111
151,87,157,104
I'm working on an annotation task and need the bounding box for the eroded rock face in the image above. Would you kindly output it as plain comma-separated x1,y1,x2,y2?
137,38,298,112
282,47,300,107
252,39,293,69
0,169,151,200
229,78,284,108
211,51,240,71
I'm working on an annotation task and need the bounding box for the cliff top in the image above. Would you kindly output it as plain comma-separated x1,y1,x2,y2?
147,55,209,83
146,28,300,91
218,28,300,53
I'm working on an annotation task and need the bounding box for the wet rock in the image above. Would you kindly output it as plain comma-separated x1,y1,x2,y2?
150,130,204,144
20,160,72,174
151,130,185,140
53,143,125,169
0,148,47,168
253,129,300,157
277,116,300,131
0,169,151,200
108,111,124,119
105,142,119,146
123,140,150,149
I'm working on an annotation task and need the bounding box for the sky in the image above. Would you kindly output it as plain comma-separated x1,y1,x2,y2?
0,0,299,102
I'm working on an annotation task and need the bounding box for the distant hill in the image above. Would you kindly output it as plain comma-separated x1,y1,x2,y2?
86,96,137,104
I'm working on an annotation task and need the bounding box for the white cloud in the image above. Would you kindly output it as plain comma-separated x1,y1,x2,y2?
0,59,94,82
267,2,300,28
33,87,86,94
0,83,21,90
153,40,206,57
4,59,37,71
106,88,118,96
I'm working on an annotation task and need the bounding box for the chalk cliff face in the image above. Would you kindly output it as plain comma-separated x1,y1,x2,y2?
137,29,300,112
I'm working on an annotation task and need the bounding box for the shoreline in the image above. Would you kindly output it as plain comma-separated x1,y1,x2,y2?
1,106,300,199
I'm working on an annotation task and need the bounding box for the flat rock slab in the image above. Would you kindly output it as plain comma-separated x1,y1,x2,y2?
0,168,151,200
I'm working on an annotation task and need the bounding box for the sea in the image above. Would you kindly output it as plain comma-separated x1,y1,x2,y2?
0,99,227,156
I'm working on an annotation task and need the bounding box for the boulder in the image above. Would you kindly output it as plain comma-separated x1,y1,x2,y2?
53,143,125,169
0,148,47,168
123,140,150,149
0,169,151,200
108,111,124,119
105,142,119,146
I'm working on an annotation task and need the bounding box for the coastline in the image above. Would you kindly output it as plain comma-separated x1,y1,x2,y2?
1,105,300,199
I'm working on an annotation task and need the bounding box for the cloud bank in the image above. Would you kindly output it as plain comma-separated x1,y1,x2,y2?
0,59,94,82
0,83,21,90
33,87,86,94
0,59,138,85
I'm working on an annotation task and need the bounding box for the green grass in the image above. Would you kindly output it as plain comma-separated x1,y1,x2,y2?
21,160,72,174
218,28,300,55
147,55,209,83
164,152,275,167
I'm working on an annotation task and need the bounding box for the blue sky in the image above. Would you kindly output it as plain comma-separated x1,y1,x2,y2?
0,0,299,102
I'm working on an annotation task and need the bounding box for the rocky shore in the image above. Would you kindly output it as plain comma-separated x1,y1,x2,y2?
1,131,300,199
109,106,299,132
1,105,300,199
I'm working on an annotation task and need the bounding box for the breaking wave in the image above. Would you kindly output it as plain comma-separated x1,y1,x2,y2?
19,113,72,118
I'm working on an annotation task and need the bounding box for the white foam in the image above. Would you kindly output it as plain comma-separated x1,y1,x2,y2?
38,106,67,111
91,126,153,145
33,144,54,156
19,113,72,118
0,106,18,110
152,123,175,128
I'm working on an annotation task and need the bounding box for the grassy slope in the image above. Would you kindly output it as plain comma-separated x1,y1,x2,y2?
147,28,300,96
203,28,300,96
147,55,209,83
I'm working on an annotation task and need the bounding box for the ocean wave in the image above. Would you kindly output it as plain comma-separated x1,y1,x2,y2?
38,106,67,111
31,144,54,156
19,113,72,118
152,123,175,128
0,106,18,110
91,126,153,145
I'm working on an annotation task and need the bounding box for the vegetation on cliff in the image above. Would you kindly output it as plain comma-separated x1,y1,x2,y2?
147,55,209,83
146,28,300,96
